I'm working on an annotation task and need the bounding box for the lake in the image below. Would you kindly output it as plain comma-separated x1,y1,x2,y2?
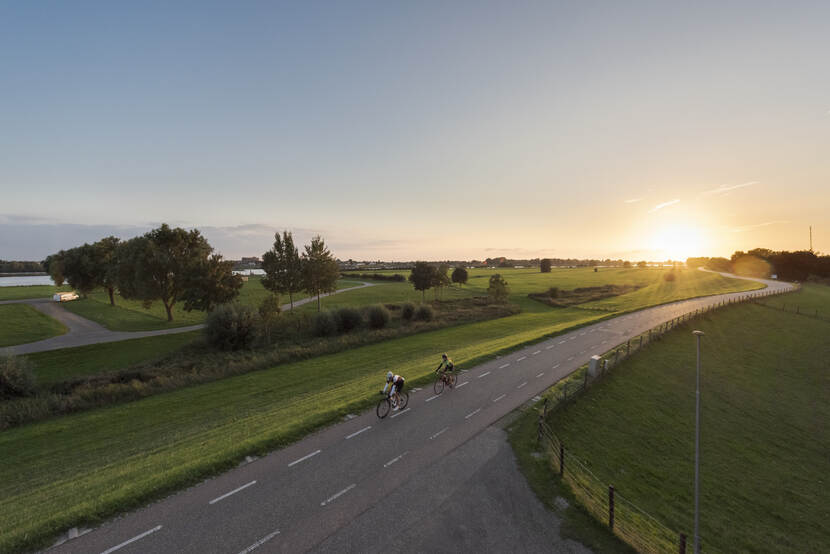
0,275,56,287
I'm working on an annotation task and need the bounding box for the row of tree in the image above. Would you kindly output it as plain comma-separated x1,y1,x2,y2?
0,260,45,273
689,249,830,281
261,231,340,311
408,262,468,301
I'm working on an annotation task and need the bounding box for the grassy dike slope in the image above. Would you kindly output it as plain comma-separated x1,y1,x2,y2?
0,304,67,348
541,302,830,552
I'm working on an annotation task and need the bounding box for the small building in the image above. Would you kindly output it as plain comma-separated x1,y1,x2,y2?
53,292,79,302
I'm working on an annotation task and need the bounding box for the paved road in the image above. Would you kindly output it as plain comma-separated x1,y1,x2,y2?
45,274,792,554
0,282,374,356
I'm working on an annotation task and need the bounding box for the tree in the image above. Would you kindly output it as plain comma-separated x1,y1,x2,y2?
58,245,99,297
94,236,121,305
636,261,648,268
704,257,732,272
261,231,304,310
115,224,240,322
409,261,436,302
540,259,552,273
487,274,510,302
432,263,451,299
451,266,468,286
623,261,632,268
258,294,281,343
302,236,340,312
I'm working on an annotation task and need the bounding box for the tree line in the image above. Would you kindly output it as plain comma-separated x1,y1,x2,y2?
0,260,45,273
408,262,468,301
689,249,830,281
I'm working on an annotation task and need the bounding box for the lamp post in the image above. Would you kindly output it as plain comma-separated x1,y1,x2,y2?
692,330,704,554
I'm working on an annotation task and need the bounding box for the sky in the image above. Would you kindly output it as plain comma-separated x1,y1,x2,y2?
1,1,828,261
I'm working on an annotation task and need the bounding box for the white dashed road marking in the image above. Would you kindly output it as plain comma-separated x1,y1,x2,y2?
552,364,560,369
390,407,410,418
559,340,566,344
288,450,321,467
237,529,280,554
493,394,506,402
345,426,371,440
536,372,544,378
517,356,527,362
101,526,163,554
567,356,574,361
456,381,469,389
478,371,491,378
517,381,527,389
209,481,256,505
546,345,554,350
430,427,449,440
465,408,482,419
425,395,439,402
499,363,510,369
321,484,356,506
532,350,541,356
383,451,408,468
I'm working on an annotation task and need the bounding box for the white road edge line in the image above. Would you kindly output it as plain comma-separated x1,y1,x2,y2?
517,356,527,362
390,407,411,418
478,371,491,378
456,381,469,388
288,449,321,467
536,372,544,378
493,394,506,402
517,381,527,389
345,426,371,440
237,529,280,554
321,483,357,506
430,426,450,440
384,451,409,468
100,525,162,554
425,394,440,402
465,408,482,419
499,363,510,369
209,480,256,505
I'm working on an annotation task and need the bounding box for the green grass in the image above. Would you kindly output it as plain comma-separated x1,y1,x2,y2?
0,269,764,552
27,332,201,386
541,302,829,552
0,305,67,347
61,278,364,332
759,282,830,316
0,284,70,301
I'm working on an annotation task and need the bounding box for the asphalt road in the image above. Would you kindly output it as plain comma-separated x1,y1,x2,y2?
0,282,374,356
47,275,792,554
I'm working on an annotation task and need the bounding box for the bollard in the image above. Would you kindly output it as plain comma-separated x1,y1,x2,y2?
559,444,565,476
608,485,615,530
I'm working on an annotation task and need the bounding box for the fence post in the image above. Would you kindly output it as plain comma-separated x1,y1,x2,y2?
543,397,548,419
559,444,565,476
679,533,687,554
626,340,630,356
536,411,543,445
608,485,615,530
639,336,643,349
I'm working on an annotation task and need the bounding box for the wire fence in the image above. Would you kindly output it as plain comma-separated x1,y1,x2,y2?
534,284,794,553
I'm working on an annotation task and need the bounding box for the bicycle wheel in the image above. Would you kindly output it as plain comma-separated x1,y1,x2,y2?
398,391,409,410
448,373,457,388
434,374,445,395
376,397,391,419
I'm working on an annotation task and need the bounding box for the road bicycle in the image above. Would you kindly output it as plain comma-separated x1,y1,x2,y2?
433,370,457,395
376,390,409,419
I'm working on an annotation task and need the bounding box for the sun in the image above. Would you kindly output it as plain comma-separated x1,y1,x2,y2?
650,223,705,261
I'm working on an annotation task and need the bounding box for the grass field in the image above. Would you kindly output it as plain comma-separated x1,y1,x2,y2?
759,282,830,315
0,284,70,301
60,278,364,332
0,304,67,347
0,269,765,551
537,299,829,552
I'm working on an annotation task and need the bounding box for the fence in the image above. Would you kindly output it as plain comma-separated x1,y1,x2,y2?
534,284,794,553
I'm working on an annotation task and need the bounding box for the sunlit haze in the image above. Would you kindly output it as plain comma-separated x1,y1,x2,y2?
1,2,827,261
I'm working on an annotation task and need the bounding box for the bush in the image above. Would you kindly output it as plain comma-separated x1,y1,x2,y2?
547,287,559,298
313,310,338,336
0,356,37,400
401,302,416,320
367,304,391,329
336,307,363,332
414,304,434,321
205,303,257,351
663,271,676,281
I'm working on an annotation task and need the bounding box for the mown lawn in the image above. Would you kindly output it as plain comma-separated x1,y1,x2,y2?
0,284,70,301
0,304,67,347
759,282,830,316
541,302,830,552
0,269,764,552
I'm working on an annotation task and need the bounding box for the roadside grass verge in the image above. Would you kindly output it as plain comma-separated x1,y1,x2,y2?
758,282,830,316
0,305,67,347
534,303,829,552
0,285,71,302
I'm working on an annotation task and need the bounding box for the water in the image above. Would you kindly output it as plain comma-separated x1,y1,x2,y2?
233,269,265,276
0,275,56,287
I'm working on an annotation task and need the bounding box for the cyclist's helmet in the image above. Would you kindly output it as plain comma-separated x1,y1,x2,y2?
442,353,448,359
386,371,394,381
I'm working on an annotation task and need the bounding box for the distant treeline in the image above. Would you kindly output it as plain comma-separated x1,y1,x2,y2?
485,257,630,268
348,272,407,282
689,249,830,281
0,260,44,273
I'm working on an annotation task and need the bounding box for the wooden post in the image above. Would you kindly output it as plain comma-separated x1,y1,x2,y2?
559,444,565,476
543,397,548,419
679,533,687,554
608,485,615,530
626,340,630,355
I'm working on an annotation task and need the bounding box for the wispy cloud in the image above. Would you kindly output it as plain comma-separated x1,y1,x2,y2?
703,181,758,196
623,198,643,204
648,199,680,213
729,220,788,233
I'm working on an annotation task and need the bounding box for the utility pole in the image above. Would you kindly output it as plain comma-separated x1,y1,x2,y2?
692,330,705,554
809,225,813,252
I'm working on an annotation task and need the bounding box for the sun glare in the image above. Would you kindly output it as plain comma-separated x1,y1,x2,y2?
650,223,705,261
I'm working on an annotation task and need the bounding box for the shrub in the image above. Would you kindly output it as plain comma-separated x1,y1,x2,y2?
547,287,559,298
663,271,676,282
205,303,257,351
401,302,416,320
336,307,363,332
414,304,434,321
313,310,338,336
487,274,510,303
367,304,391,329
0,356,37,400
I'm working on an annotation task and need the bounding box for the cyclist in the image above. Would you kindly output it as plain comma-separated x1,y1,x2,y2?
435,353,455,388
382,371,406,411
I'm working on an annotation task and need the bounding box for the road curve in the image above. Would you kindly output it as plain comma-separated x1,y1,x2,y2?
43,274,794,553
0,282,375,356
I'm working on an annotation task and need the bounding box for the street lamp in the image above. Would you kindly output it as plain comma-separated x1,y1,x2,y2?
692,329,704,554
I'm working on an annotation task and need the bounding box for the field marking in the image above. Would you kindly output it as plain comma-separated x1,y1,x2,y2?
545,345,554,350
552,364,560,369
493,394,506,402
321,483,356,506
532,350,541,356
345,426,371,440
517,356,527,362
390,407,410,418
536,372,544,378
517,381,527,389
499,363,510,369
209,480,256,505
383,451,408,468
456,381,469,388
288,449,321,467
465,408,482,419
101,526,162,554
425,394,440,402
567,356,575,361
478,371,491,378
430,426,449,440
237,529,280,554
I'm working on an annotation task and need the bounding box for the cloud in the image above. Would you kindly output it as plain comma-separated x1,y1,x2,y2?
623,198,643,204
729,220,788,233
703,181,758,196
648,199,680,213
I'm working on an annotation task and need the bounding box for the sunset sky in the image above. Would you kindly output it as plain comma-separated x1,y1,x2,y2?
1,1,827,261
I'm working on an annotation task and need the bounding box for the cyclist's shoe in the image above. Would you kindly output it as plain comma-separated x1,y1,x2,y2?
392,404,399,411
